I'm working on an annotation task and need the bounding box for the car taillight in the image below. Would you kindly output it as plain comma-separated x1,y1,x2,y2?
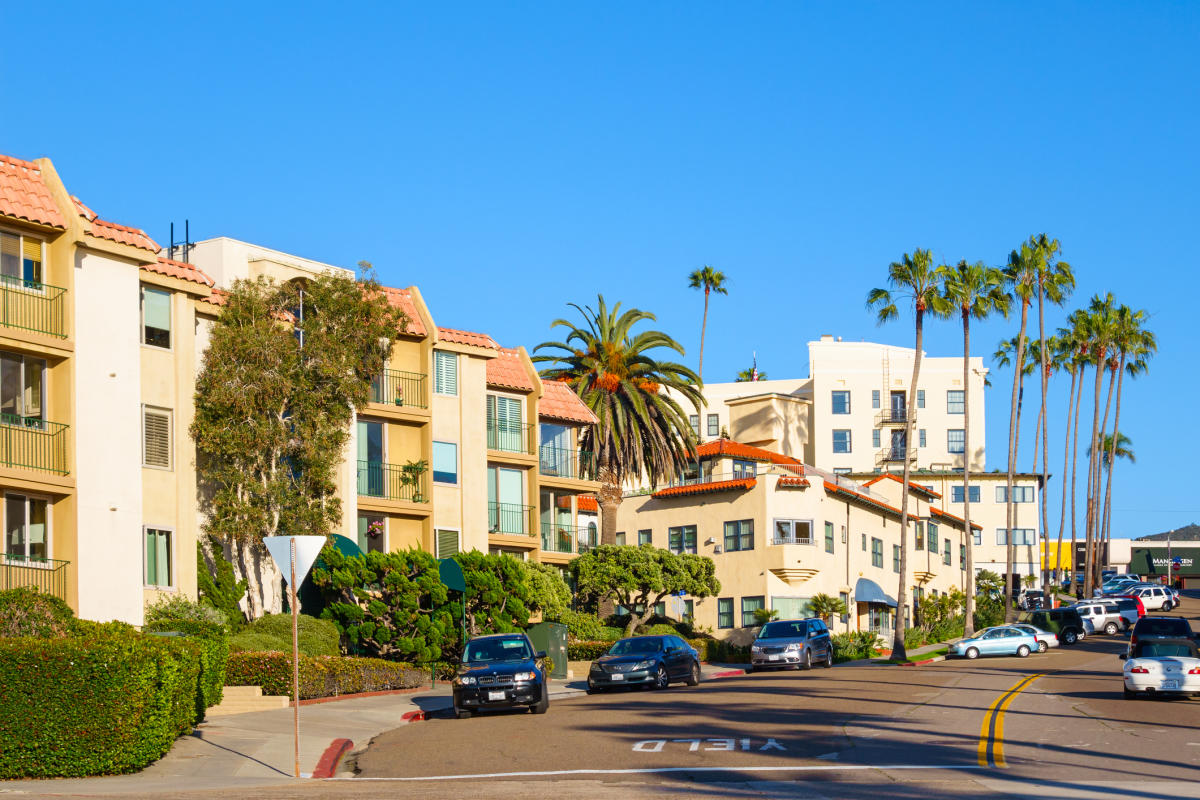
1189,668,1200,675
1130,635,1138,647
1130,667,1150,673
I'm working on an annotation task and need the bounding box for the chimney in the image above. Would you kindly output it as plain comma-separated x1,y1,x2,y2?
820,334,834,342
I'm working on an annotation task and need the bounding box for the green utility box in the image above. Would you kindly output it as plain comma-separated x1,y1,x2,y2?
526,621,568,680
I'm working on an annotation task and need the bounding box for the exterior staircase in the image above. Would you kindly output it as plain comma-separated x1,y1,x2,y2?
206,685,290,717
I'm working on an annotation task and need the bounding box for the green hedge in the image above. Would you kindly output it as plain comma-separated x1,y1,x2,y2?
700,639,751,663
229,613,340,657
0,633,200,778
0,587,77,638
143,618,229,715
225,652,426,699
567,640,613,661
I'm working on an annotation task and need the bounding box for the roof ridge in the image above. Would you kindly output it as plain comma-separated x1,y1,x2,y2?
0,154,41,171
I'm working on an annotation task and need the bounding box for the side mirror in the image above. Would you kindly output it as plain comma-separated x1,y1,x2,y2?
535,650,547,660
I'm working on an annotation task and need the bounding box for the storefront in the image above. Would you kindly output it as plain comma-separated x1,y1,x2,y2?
1128,547,1200,589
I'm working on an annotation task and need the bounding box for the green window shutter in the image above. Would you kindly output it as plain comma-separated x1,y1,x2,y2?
437,529,460,558
435,351,457,395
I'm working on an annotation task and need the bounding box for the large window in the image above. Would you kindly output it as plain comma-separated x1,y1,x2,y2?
951,485,981,504
928,522,939,554
668,525,697,554
0,351,44,423
732,460,757,480
831,390,851,414
487,394,525,451
0,232,43,285
947,390,965,414
487,465,526,534
717,598,734,629
824,521,834,553
996,485,1035,503
892,544,901,573
947,429,965,454
689,415,700,438
996,528,1036,546
741,596,765,627
432,441,458,484
142,406,172,469
832,429,852,453
434,350,458,395
707,414,719,437
871,537,883,568
5,494,48,561
772,519,811,545
144,526,173,587
638,529,652,545
141,286,171,349
724,519,754,551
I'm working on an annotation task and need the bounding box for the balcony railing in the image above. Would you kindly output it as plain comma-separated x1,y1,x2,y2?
0,276,67,339
0,555,69,601
369,370,428,409
541,522,586,554
538,446,592,480
489,501,536,536
357,460,430,503
878,447,917,463
876,409,910,426
0,415,69,475
487,419,536,454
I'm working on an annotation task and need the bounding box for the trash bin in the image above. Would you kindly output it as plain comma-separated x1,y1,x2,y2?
526,621,568,679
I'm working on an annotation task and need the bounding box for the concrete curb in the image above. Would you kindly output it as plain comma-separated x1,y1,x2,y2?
898,655,947,667
313,738,353,778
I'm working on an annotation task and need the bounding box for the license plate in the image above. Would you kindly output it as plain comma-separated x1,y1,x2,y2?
768,654,780,661
487,691,506,701
1162,680,1179,691
610,673,624,681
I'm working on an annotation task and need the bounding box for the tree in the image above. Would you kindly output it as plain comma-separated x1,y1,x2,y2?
524,561,573,622
571,544,720,636
688,266,727,381
735,366,767,382
808,593,848,625
1052,327,1086,585
196,537,248,633
975,569,1003,598
1088,433,1135,470
1080,293,1119,596
938,259,1010,637
192,269,408,618
454,551,537,637
533,296,702,545
752,607,780,626
866,248,950,661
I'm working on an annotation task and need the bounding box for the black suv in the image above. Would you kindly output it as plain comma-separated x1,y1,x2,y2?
1018,608,1086,645
1128,616,1197,657
453,633,548,719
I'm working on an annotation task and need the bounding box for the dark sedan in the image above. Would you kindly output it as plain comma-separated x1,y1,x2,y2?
452,633,548,718
587,634,701,692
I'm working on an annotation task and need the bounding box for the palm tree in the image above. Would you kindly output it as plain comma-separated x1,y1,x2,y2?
937,259,1010,637
533,295,703,545
993,336,1038,467
1080,293,1118,597
975,569,1003,598
1088,432,1135,470
1052,329,1084,585
809,593,849,626
1100,306,1154,549
734,366,767,382
866,248,950,661
688,266,727,382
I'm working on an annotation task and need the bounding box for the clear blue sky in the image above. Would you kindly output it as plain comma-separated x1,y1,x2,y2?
5,2,1196,539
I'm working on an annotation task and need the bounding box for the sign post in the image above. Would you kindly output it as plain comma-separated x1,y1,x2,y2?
263,535,327,778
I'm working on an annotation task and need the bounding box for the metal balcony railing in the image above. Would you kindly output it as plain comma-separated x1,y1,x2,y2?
878,447,917,463
541,522,586,554
0,276,67,338
538,446,592,480
356,460,430,503
488,501,536,536
487,419,536,454
369,370,428,409
0,415,69,475
876,409,911,426
0,555,69,600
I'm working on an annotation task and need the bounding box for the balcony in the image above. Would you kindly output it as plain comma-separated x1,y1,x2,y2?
356,460,430,503
541,522,588,554
877,447,917,464
488,501,537,536
487,419,536,455
876,409,910,426
0,415,69,475
0,277,67,339
0,555,69,601
538,446,592,481
369,370,428,409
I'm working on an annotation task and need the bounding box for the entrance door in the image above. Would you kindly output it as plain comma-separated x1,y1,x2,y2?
357,420,384,496
488,395,524,451
488,466,525,533
889,391,906,422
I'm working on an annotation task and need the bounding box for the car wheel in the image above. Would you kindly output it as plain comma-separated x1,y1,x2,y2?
530,686,550,714
823,648,834,668
654,665,670,690
1017,645,1031,658
454,706,472,719
965,647,979,660
685,660,701,686
801,650,812,671
586,680,602,695
1037,641,1048,653
1062,630,1078,645
1104,622,1118,635
1123,686,1136,700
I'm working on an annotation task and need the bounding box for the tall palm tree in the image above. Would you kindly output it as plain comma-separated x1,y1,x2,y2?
1059,309,1092,590
993,336,1038,468
1088,432,1135,470
867,248,950,661
1100,307,1154,549
1052,331,1083,585
937,259,1010,637
533,295,702,545
1080,294,1118,597
688,266,727,381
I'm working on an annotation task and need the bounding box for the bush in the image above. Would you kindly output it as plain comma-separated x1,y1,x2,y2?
904,626,929,648
557,609,607,641
0,587,76,638
229,613,340,657
143,618,229,716
0,633,200,778
600,626,625,641
567,640,613,661
701,639,751,663
831,631,880,663
225,652,426,699
144,595,226,630
973,596,1005,629
197,538,248,633
642,624,679,637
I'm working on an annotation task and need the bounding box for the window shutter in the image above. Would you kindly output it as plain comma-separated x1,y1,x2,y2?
143,408,171,468
435,351,457,395
437,529,460,558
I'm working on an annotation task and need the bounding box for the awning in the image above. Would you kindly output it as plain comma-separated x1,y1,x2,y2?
854,578,898,608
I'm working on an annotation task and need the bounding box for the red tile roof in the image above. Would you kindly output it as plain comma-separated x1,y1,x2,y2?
696,438,802,466
652,478,756,499
929,507,983,531
143,257,214,287
71,195,159,253
823,480,903,518
777,476,811,488
487,347,535,392
0,155,65,229
540,381,598,425
197,287,229,309
577,495,598,513
383,286,427,337
437,326,499,350
863,473,942,499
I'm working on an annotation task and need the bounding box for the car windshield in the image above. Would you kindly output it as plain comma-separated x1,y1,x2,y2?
608,638,663,656
464,637,532,663
1134,642,1198,658
759,621,808,639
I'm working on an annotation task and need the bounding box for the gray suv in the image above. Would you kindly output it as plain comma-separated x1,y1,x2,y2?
749,618,833,671
1073,601,1128,635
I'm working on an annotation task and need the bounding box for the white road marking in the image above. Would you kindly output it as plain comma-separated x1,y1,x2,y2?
336,764,987,782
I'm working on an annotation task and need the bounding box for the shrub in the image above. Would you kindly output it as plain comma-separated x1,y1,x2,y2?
557,609,607,641
197,538,248,633
224,652,426,699
600,626,625,641
904,626,929,648
0,587,76,638
567,640,613,661
143,618,229,716
642,624,678,637
831,631,880,663
701,639,751,663
973,596,1005,629
144,595,226,630
229,613,340,657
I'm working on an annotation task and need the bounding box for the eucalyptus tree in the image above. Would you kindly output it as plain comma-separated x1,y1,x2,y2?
867,248,950,660
688,266,728,382
938,259,1010,637
533,295,702,545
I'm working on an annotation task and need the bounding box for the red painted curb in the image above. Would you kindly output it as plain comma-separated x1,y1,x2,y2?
312,738,353,779
297,687,424,707
401,709,426,722
710,669,746,678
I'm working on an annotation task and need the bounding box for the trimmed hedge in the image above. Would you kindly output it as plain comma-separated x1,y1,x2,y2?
229,613,341,657
143,618,229,716
700,639,750,663
0,587,76,638
225,652,427,699
567,640,613,661
0,633,200,778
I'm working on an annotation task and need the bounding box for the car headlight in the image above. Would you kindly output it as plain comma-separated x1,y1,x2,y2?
590,662,602,672
751,645,763,653
785,643,801,651
513,671,536,682
633,660,655,670
456,676,476,686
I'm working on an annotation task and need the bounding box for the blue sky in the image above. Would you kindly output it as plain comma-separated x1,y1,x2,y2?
4,2,1196,539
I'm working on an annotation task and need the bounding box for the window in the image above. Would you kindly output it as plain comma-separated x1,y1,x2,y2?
947,390,965,414
741,596,764,627
861,533,867,551
947,429,965,454
668,525,697,554
834,467,852,475
919,429,927,448
973,529,982,546
434,350,458,395
872,429,881,448
832,429,851,453
724,519,754,551
142,406,172,469
0,232,43,286
917,390,925,409
689,415,700,437
997,528,1036,546
5,494,48,561
653,601,666,617
914,520,924,551
707,414,719,437
960,543,966,568
772,519,810,545
615,531,626,546
717,598,734,629
944,544,952,566
141,286,171,348
871,537,883,568
144,527,173,587
892,544,901,573
638,529,652,546
683,599,694,622
487,465,526,533
928,523,938,554
872,390,880,409
831,391,851,414
996,486,1035,503
432,441,458,484
824,521,834,553
732,460,757,480
0,351,44,422
951,485,981,504
359,514,389,554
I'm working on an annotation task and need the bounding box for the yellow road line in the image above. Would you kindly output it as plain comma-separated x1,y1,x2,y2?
978,673,1044,768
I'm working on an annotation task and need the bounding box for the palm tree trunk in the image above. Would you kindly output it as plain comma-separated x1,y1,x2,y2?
1031,403,1043,473
1101,355,1127,549
892,308,924,661
961,310,976,637
698,287,710,381
1090,365,1118,587
597,465,623,546
1037,280,1051,591
1004,299,1030,622
1056,368,1077,586
1069,364,1084,593
1083,350,1106,597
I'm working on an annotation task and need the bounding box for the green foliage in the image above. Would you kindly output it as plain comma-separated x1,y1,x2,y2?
454,550,534,639
557,609,606,641
831,631,882,663
524,561,572,621
224,652,426,700
228,612,340,657
808,593,848,623
642,623,679,636
975,570,1003,598
751,607,779,626
0,587,76,638
541,655,556,675
196,538,247,632
145,593,226,629
567,640,615,661
142,617,229,714
973,595,1005,629
702,639,751,663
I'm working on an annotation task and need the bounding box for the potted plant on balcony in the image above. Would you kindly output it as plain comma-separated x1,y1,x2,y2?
394,384,404,407
400,459,428,502
366,519,385,540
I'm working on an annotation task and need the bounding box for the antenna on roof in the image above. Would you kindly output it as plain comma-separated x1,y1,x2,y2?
168,220,193,263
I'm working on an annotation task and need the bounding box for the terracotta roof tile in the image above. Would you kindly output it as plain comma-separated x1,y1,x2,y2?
437,326,499,350
653,478,756,499
823,480,903,518
0,155,65,229
71,195,159,253
929,507,983,531
540,381,597,425
777,476,811,488
696,438,802,466
487,347,535,392
197,287,229,309
383,286,427,337
862,473,941,499
143,257,215,287
577,496,598,513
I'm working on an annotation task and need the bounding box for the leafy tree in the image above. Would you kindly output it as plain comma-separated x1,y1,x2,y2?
454,551,536,637
808,593,848,624
687,265,728,381
571,544,720,636
534,296,702,545
192,268,408,618
524,561,572,621
196,537,248,633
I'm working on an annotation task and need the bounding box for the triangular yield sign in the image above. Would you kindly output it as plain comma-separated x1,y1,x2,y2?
263,536,328,586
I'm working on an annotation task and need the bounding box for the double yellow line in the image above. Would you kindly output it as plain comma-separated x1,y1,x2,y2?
977,673,1044,768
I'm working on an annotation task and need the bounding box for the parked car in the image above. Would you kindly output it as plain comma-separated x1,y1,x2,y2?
1128,585,1176,611
1128,616,1197,657
748,618,833,671
453,633,548,718
1122,638,1200,699
1113,594,1147,619
1009,623,1059,653
1018,607,1087,645
1099,578,1139,596
948,627,1039,659
1072,601,1129,635
1018,589,1046,610
587,635,701,692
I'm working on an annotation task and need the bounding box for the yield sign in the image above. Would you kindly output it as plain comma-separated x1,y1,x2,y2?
263,536,327,585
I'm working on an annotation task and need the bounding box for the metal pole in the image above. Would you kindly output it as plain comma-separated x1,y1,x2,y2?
1167,533,1173,587
291,538,300,779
